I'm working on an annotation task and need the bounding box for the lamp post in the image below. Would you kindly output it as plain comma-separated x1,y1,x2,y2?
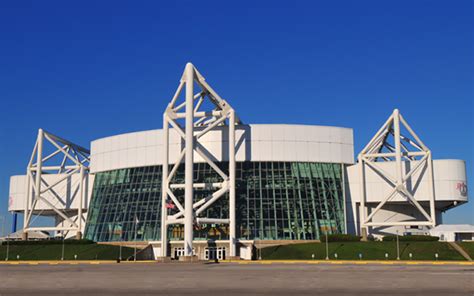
118,229,123,262
325,229,329,260
5,233,9,261
0,216,8,261
0,216,5,238
61,235,65,261
396,230,400,260
134,216,139,262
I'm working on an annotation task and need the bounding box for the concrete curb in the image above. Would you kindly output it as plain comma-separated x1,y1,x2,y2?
221,259,474,266
0,260,157,265
0,259,472,266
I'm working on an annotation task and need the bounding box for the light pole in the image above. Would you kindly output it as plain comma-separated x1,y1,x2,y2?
134,216,139,262
0,216,7,261
61,235,65,261
119,241,122,262
325,229,329,260
396,230,400,260
0,216,5,238
5,233,10,261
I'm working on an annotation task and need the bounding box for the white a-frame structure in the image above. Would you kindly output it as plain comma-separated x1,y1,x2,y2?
358,109,436,236
23,129,89,239
161,63,240,258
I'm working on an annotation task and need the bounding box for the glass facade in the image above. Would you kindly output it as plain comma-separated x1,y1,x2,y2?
84,162,345,242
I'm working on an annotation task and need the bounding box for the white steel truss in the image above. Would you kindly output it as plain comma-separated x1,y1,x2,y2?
358,109,436,235
161,63,240,258
23,129,89,239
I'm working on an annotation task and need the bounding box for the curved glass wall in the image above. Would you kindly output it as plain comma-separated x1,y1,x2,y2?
84,162,345,242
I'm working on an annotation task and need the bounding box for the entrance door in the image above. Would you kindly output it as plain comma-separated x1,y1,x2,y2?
205,247,226,260
174,247,185,259
217,247,226,260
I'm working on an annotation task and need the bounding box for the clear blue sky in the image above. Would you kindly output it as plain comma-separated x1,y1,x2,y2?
0,1,472,233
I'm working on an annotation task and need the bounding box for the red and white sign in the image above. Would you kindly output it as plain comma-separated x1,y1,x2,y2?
165,201,176,209
456,182,468,197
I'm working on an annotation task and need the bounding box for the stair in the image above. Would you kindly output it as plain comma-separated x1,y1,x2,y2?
449,242,472,261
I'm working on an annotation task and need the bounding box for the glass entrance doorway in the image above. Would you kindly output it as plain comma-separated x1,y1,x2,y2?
205,247,226,260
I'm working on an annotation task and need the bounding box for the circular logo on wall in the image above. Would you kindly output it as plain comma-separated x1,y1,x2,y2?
456,182,468,197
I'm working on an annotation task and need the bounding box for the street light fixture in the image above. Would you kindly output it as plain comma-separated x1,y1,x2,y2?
396,230,400,260
325,229,329,260
61,235,65,261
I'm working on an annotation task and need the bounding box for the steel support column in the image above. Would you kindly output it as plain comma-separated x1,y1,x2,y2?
160,63,241,259
358,109,436,235
184,63,195,256
229,109,236,257
160,113,169,257
22,129,90,239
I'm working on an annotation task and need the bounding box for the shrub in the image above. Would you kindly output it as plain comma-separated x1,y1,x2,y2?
382,235,439,242
320,234,361,242
3,239,95,246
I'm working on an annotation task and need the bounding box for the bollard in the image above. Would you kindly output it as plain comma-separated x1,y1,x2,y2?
385,253,389,260
334,253,338,260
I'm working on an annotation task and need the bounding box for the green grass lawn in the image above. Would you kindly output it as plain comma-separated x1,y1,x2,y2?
261,241,466,261
0,243,135,261
457,242,474,259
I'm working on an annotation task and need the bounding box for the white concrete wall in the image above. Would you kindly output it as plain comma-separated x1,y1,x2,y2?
8,174,94,212
344,159,468,236
90,124,354,173
346,159,468,203
429,230,474,242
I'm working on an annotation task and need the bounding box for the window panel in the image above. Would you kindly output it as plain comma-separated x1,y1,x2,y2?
84,162,346,242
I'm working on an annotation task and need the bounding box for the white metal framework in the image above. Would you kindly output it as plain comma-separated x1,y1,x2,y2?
161,63,240,258
358,109,436,235
23,129,89,239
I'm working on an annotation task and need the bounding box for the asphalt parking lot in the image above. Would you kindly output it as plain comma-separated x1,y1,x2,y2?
0,263,472,296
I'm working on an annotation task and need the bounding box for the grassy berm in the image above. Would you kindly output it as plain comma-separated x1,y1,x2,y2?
261,241,466,261
0,243,134,260
457,242,474,259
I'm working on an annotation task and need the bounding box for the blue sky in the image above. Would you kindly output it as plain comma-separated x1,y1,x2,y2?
0,1,472,233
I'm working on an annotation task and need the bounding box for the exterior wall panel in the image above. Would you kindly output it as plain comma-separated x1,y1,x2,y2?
90,124,354,173
346,159,468,203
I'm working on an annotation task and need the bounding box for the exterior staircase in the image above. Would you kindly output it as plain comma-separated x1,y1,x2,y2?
449,242,472,261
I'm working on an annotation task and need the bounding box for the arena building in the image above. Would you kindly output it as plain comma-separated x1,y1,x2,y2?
7,63,469,260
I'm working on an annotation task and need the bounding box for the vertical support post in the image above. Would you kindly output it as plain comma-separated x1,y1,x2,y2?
184,63,194,257
23,169,31,235
25,129,44,240
228,110,236,257
427,152,436,226
341,163,347,234
161,114,169,257
77,165,84,239
12,213,18,234
35,129,44,202
393,109,403,184
358,155,367,239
